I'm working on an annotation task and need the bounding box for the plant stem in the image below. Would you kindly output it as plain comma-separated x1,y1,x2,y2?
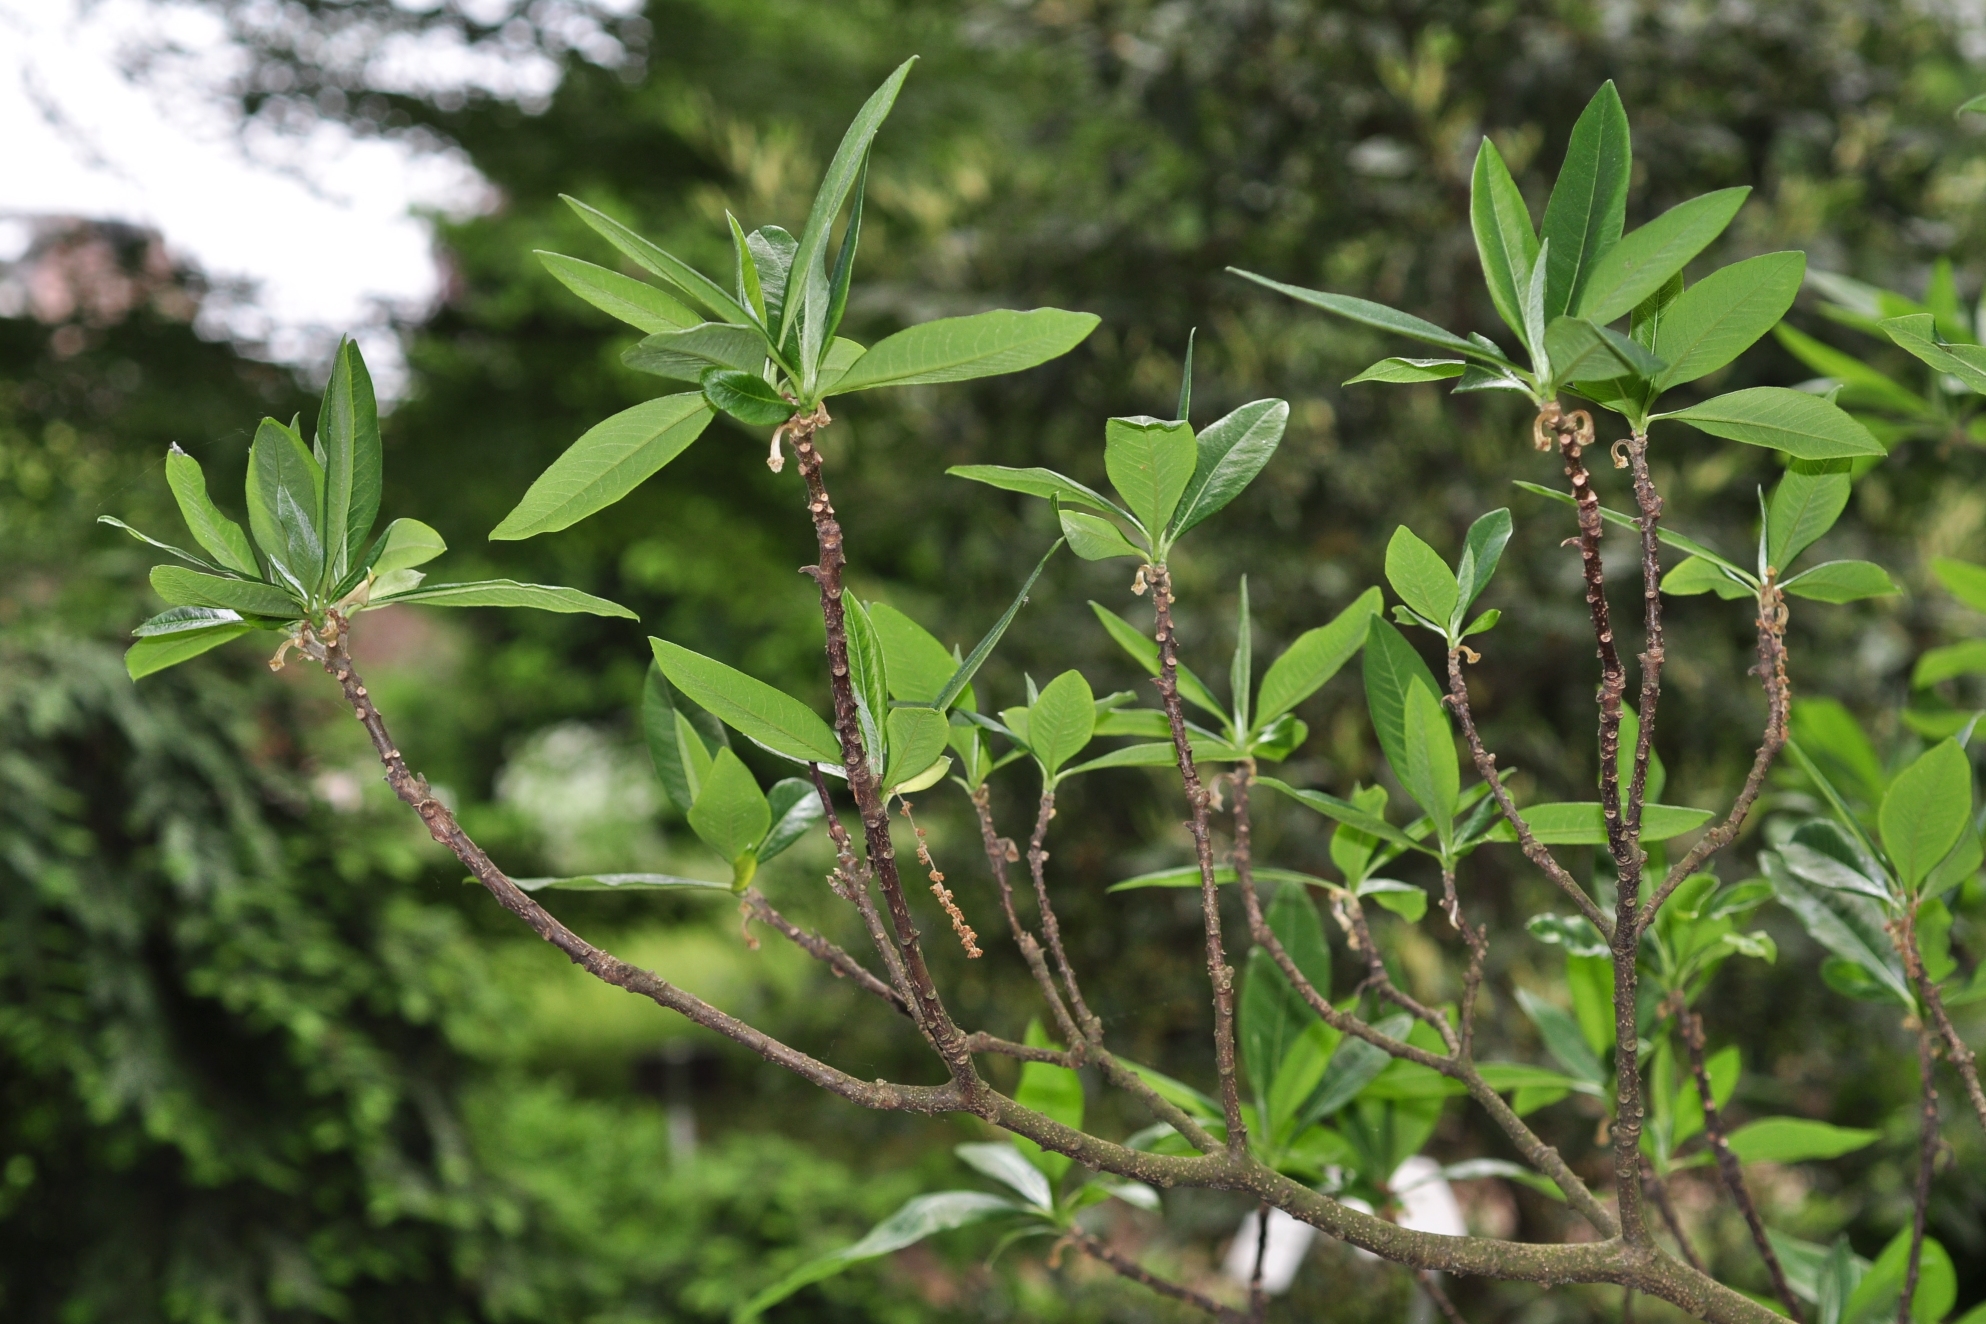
969,785,1084,1046
742,887,909,1015
1070,1230,1248,1323
1249,1200,1270,1322
1624,435,1664,840
810,762,920,1020
1641,1157,1707,1275
1029,788,1101,1036
1900,1008,1940,1324
1899,914,1986,1131
1150,562,1249,1155
1419,1272,1469,1324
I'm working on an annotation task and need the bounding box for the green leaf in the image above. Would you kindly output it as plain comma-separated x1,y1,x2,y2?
1230,577,1253,733
1669,1045,1740,1149
1723,1117,1879,1164
746,226,797,328
1028,670,1095,778
842,599,889,773
643,664,701,809
1772,323,1930,417
1653,252,1807,390
827,308,1099,394
1227,269,1488,359
562,195,752,326
514,873,731,893
1546,316,1665,385
1058,507,1145,561
945,464,1128,520
379,579,636,618
1880,739,1972,890
536,250,697,332
1088,601,1225,718
1243,943,1317,1117
702,369,794,427
954,1143,1052,1210
1061,738,1243,777
1882,314,1986,393
732,1190,1016,1323
1791,699,1887,808
687,747,772,875
1400,681,1459,841
868,604,961,706
1256,588,1382,724
651,639,841,766
1345,357,1466,385
930,541,1061,714
149,565,301,617
1662,556,1756,599
1455,508,1513,621
1385,526,1459,633
1258,776,1425,856
1365,880,1429,922
778,56,916,348
1487,801,1713,845
131,605,252,637
1844,1228,1955,1324
163,445,258,576
245,416,325,593
1662,387,1885,460
623,323,770,382
125,622,257,679
1540,81,1630,322
315,337,381,586
1168,398,1290,538
1767,463,1853,571
757,778,823,862
883,707,950,792
1268,880,1331,993
818,157,868,358
1362,617,1444,783
1299,1013,1415,1126
1575,188,1749,325
1914,640,1986,688
1513,481,1754,578
97,515,223,573
1107,864,1324,892
363,518,446,579
490,394,715,540
1104,415,1197,542
1514,987,1606,1086
1932,557,1986,613
1764,850,1913,1006
1329,784,1393,885
1781,561,1897,603
1470,137,1540,342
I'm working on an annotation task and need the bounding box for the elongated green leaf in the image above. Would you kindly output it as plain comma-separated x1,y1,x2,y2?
1515,987,1606,1085
1168,398,1289,538
1029,670,1095,778
1385,526,1459,632
366,518,446,578
1060,738,1243,777
1487,801,1713,844
1363,617,1444,781
97,516,223,573
125,623,257,679
1088,601,1225,718
1767,463,1853,571
536,250,697,332
1663,556,1755,599
1455,510,1514,623
1663,388,1885,460
1102,414,1196,542
1471,137,1539,342
1299,1013,1417,1126
1012,1018,1083,1177
1654,252,1807,389
651,638,841,765
867,605,958,706
1513,480,1754,578
1540,82,1630,321
883,707,950,792
954,1143,1052,1210
828,308,1100,394
316,337,381,585
245,416,325,591
492,394,713,540
164,445,258,576
1881,739,1972,890
1772,322,1930,417
1231,578,1253,732
945,464,1127,519
928,539,1061,711
702,369,794,427
1723,1117,1879,1164
562,195,752,326
1256,588,1382,724
1845,1228,1956,1324
1401,682,1459,839
378,579,635,618
515,872,731,892
1227,269,1488,359
1764,850,1912,1006
1243,942,1316,1115
1932,556,1986,613
757,778,822,862
688,747,771,866
1257,776,1426,855
1059,507,1144,561
1546,315,1664,385
623,323,769,382
1107,864,1325,892
150,565,300,617
1575,188,1749,325
1781,561,1897,603
132,605,248,637
644,665,698,809
732,1190,1015,1323
1882,314,1986,393
1346,357,1465,385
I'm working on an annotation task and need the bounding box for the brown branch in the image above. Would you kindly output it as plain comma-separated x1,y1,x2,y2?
1150,562,1249,1155
1901,1013,1939,1324
969,784,1085,1049
962,1032,1073,1064
742,887,910,1016
1624,434,1664,840
1642,1157,1707,1275
1418,1272,1470,1324
1069,1230,1248,1323
791,420,974,1080
1248,1201,1270,1323
1028,788,1100,1036
1900,915,1986,1132
810,762,920,1018
1678,1006,1802,1321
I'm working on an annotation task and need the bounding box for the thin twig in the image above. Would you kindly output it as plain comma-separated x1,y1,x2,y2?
1249,1201,1270,1322
1419,1272,1470,1324
1642,1157,1707,1275
742,887,909,1016
810,762,919,1019
1028,788,1100,1036
1069,1230,1248,1323
1901,969,1941,1324
1900,915,1986,1131
1624,434,1664,842
969,784,1085,1050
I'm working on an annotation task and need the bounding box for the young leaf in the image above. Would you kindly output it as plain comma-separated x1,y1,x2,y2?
1362,617,1444,782
1174,327,1195,422
1653,251,1806,390
1574,187,1749,325
1345,358,1466,385
150,565,301,617
820,156,868,352
561,195,753,326
536,250,698,333
245,416,326,592
1540,81,1631,322
1385,526,1459,633
757,778,823,862
1103,415,1196,542
1544,316,1664,384
125,622,257,679
378,579,636,618
1661,388,1885,460
623,324,770,382
1088,601,1226,719
315,337,381,585
1470,137,1540,342
1227,270,1489,359
1400,681,1459,840
1028,670,1096,779
826,308,1101,394
868,604,961,706
651,639,842,766
1059,508,1144,561
1230,577,1253,734
746,226,797,327
163,445,258,576
491,394,714,540
1168,398,1290,538
729,212,768,325
1780,561,1897,603
1523,238,1551,372
364,518,447,579
883,707,950,793
1455,508,1513,618
1880,739,1972,891
1255,587,1383,724
1767,462,1852,570
1720,1117,1879,1164
1662,556,1756,599
945,465,1128,520
687,747,772,869
1932,557,1986,613
842,599,889,772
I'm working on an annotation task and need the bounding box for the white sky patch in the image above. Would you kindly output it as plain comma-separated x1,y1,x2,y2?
0,0,638,393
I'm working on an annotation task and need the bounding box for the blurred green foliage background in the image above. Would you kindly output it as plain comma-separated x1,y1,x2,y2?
5,1,1986,1318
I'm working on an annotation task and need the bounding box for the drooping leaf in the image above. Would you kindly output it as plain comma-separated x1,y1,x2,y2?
1574,187,1749,325
1470,137,1540,342
1103,415,1197,541
1722,1117,1880,1164
687,748,772,869
1662,388,1885,460
1362,617,1444,782
1345,357,1466,385
1385,526,1459,632
1028,670,1096,779
1882,314,1986,394
562,195,753,326
1764,850,1913,1006
315,337,381,585
945,464,1127,520
379,579,636,618
96,516,223,573
757,778,823,862
245,416,326,592
163,445,258,576
536,250,698,333
1227,270,1489,359
1539,81,1631,322
1653,252,1807,390
651,639,842,766
1089,601,1226,719
1773,322,1931,417
1879,739,1972,891
491,394,714,540
125,622,258,679
1168,398,1290,538
1661,556,1755,600
1255,588,1383,724
150,565,301,617
1780,561,1897,603
827,308,1100,394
